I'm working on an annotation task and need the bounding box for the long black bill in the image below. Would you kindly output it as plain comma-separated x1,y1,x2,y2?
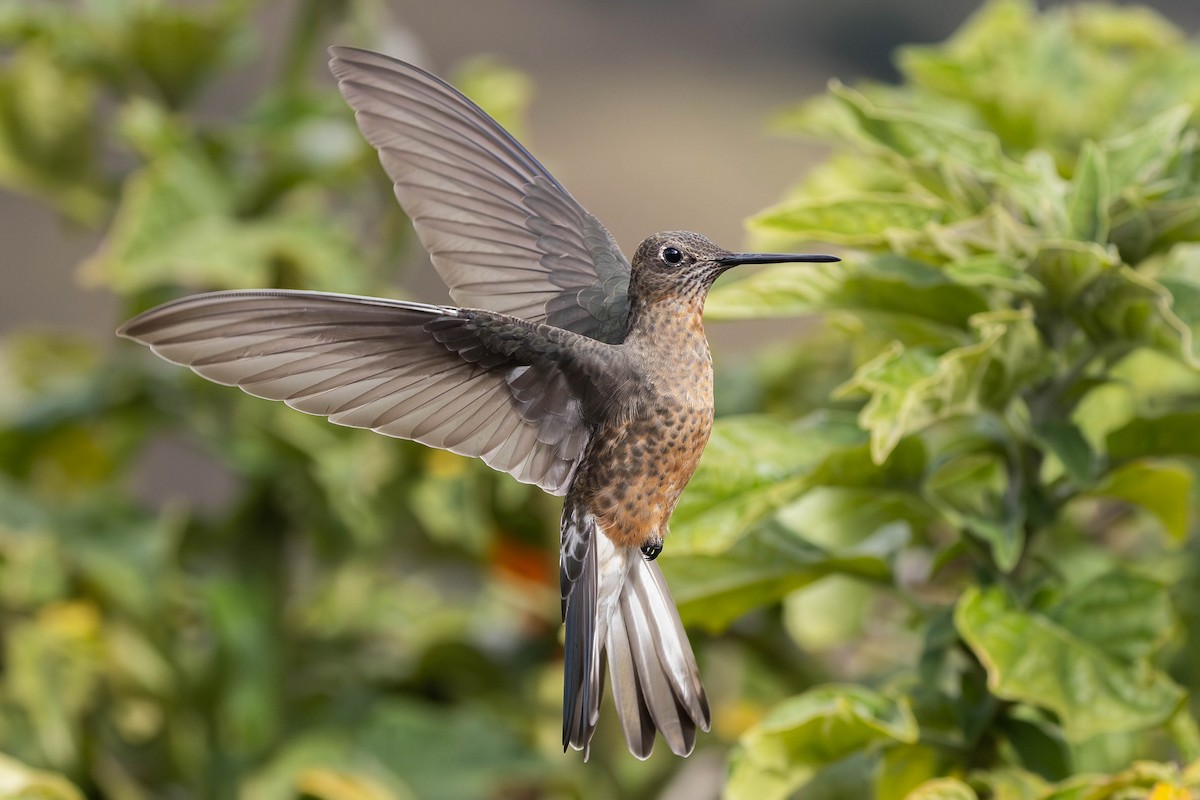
716,252,841,268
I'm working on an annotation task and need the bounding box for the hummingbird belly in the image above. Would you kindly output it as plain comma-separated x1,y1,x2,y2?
577,388,714,548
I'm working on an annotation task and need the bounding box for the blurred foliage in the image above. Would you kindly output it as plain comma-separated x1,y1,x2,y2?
7,0,1200,799
698,0,1200,797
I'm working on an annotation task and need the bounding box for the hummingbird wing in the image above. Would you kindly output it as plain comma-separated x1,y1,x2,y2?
118,290,596,495
329,47,632,344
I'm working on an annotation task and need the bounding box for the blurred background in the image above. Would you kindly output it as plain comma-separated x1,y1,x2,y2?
10,0,1200,339
3,1,1200,799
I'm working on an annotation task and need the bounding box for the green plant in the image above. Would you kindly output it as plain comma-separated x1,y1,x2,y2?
671,0,1200,797
6,1,1200,798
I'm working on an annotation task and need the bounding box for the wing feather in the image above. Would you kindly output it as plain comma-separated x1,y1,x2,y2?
329,46,631,342
119,290,592,494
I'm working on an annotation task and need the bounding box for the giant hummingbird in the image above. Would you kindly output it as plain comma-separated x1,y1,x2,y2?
118,47,838,759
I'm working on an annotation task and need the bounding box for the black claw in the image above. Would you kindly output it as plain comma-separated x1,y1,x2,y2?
640,538,663,561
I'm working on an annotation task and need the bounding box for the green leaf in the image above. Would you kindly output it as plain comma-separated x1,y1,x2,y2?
925,451,1024,572
840,309,1043,463
859,256,992,323
815,81,1085,236
6,601,104,766
826,81,1008,171
709,254,974,324
1027,241,1117,311
1066,141,1109,243
80,150,238,289
903,778,978,800
0,46,105,223
1104,105,1192,196
749,192,946,250
780,488,929,554
665,412,934,628
1072,382,1136,457
1031,420,1096,485
805,434,928,493
1107,411,1200,462
897,0,1190,164
727,685,918,800
876,744,948,800
1046,571,1176,663
243,701,546,800
352,701,547,800
1069,3,1185,51
942,255,1042,295
1160,274,1200,344
801,81,1021,218
1079,267,1197,365
971,767,1049,800
806,754,892,799
83,149,373,294
122,5,243,107
1089,458,1193,540
663,516,891,631
1109,346,1200,407
707,255,988,354
1170,709,1200,765
672,412,863,554
293,767,411,800
783,575,875,652
955,585,1184,741
838,343,937,463
670,429,934,629
999,712,1071,781
1146,196,1200,254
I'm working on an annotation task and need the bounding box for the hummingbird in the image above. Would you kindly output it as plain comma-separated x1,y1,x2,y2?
118,47,838,759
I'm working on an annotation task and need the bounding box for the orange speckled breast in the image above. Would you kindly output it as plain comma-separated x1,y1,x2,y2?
577,386,715,548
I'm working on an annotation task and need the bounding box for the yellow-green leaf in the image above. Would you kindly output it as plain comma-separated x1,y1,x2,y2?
1090,459,1193,540
956,585,1184,742
904,778,978,800
749,192,946,249
728,685,918,800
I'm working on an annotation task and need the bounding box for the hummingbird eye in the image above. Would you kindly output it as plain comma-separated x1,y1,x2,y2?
661,247,684,265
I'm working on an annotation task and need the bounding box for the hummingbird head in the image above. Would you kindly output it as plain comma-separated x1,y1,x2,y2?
628,231,839,306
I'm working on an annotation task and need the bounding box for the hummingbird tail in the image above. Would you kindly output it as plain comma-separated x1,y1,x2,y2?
561,506,603,759
560,508,709,759
606,556,710,759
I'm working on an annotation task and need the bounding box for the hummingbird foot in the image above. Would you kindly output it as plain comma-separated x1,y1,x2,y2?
640,536,664,561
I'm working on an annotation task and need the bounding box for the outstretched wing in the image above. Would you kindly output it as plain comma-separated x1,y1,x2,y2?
118,290,592,494
329,46,631,343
